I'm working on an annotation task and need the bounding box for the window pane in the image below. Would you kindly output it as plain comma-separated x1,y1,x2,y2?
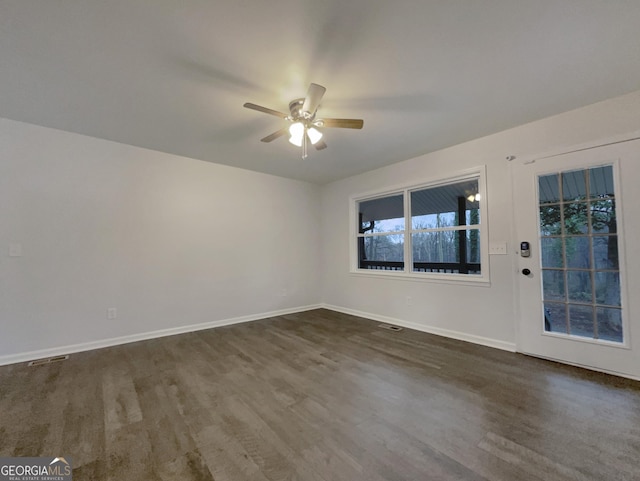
412,230,480,274
593,235,619,269
569,304,594,338
567,271,592,303
544,302,566,333
411,179,479,229
596,307,622,342
562,170,587,201
595,272,621,307
563,203,588,234
542,270,565,301
358,235,404,269
465,208,481,226
466,229,481,264
539,205,562,235
565,236,591,269
539,174,560,204
589,166,614,199
411,231,459,263
590,199,616,234
412,212,456,229
541,237,563,268
358,194,404,234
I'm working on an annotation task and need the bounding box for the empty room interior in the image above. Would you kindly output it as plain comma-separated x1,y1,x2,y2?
2,2,640,480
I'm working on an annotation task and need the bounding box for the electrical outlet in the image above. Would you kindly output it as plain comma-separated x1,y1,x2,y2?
281,288,287,297
107,307,117,320
406,296,412,306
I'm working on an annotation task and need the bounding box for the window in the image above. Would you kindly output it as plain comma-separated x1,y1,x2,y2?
538,165,623,342
357,194,405,270
352,169,488,282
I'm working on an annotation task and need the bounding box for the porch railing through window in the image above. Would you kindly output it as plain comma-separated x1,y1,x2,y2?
359,260,481,274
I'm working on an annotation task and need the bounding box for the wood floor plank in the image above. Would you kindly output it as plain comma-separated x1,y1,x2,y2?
478,431,585,481
1,308,639,480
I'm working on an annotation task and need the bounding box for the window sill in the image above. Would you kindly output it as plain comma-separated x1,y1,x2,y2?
349,269,491,287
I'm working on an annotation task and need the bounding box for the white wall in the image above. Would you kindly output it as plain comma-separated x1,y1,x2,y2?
0,119,321,362
320,90,640,350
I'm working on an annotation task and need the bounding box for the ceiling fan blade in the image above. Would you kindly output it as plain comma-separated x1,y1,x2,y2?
314,140,328,150
302,83,326,115
260,128,289,143
243,103,288,119
320,118,364,129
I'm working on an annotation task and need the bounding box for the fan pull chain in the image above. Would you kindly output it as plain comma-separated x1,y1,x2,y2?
302,130,308,159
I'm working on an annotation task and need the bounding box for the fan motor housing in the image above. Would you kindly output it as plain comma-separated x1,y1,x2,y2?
289,98,315,121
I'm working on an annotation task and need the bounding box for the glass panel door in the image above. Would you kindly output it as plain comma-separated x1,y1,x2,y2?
513,138,640,379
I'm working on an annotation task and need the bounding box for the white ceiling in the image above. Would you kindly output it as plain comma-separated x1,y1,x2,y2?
2,1,640,184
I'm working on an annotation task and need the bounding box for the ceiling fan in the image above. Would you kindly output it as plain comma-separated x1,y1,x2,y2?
243,83,364,159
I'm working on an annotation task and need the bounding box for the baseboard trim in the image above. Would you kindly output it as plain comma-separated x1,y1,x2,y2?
322,304,517,352
0,304,323,367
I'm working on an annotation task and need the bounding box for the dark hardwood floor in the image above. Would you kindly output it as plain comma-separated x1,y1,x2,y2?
1,309,639,480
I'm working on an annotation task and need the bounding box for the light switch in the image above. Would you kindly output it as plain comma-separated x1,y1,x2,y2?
489,242,508,255
9,243,22,257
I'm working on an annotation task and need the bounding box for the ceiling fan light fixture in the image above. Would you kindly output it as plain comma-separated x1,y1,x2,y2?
243,83,364,157
288,122,304,147
288,135,303,147
307,127,323,145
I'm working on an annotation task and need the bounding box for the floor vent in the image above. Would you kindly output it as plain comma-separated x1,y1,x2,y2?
378,323,403,332
28,355,69,367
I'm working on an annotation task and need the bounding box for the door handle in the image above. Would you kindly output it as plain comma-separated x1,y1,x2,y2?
522,268,531,276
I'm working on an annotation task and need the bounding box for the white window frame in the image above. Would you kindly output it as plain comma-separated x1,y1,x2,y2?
350,166,490,285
